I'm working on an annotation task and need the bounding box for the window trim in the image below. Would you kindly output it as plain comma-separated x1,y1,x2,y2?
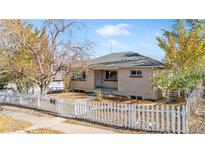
130,70,143,78
72,72,86,81
104,70,118,81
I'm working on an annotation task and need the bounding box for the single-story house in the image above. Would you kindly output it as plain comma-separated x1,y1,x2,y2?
71,51,164,100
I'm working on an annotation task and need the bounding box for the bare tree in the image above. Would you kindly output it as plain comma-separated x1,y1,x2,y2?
0,19,93,94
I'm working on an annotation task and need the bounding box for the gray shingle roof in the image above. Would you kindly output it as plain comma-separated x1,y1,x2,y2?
90,51,164,68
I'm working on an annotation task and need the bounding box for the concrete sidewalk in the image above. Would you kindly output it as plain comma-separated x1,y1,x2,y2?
0,108,115,134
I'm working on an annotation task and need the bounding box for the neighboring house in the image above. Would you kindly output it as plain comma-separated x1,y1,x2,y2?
48,72,65,93
71,51,164,100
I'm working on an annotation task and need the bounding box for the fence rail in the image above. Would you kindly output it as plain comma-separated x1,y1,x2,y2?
0,93,187,134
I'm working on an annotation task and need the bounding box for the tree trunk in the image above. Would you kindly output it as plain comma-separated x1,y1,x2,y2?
39,83,48,95
64,74,72,92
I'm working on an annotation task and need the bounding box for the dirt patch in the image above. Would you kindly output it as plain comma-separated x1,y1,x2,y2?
0,114,32,133
93,96,129,103
26,128,64,134
48,92,88,100
188,101,205,133
47,92,184,106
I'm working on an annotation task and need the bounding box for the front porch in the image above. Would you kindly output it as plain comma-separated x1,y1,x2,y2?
94,69,118,94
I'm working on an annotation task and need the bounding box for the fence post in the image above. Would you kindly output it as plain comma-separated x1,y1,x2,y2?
110,103,113,126
151,105,154,130
107,103,110,124
142,105,145,130
113,102,116,126
171,105,175,133
37,95,40,109
101,102,104,123
185,105,189,134
182,105,186,133
83,101,86,120
20,95,23,105
104,103,106,123
138,105,141,129
166,105,170,132
177,106,181,134
124,104,127,128
117,103,120,126
128,104,131,128
97,102,100,122
161,105,164,132
146,106,150,130
88,102,92,120
120,104,123,127
156,105,159,131
132,104,136,129
61,100,64,116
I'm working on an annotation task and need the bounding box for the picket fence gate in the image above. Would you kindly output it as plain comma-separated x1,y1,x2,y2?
0,93,187,134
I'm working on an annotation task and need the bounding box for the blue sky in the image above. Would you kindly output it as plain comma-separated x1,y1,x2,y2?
27,19,175,61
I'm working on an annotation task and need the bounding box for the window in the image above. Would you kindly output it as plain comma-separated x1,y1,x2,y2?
137,96,143,100
130,96,143,100
130,70,143,78
105,71,118,81
130,96,136,99
55,80,61,85
72,72,86,80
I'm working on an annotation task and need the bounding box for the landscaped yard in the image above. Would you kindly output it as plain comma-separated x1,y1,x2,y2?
48,92,185,106
0,114,32,133
48,92,88,100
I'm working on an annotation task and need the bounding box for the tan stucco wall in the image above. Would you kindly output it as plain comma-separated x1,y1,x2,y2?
117,67,161,100
71,69,95,92
70,67,162,100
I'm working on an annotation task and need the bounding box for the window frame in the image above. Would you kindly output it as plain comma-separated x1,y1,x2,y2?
72,72,86,81
104,70,118,81
130,69,143,78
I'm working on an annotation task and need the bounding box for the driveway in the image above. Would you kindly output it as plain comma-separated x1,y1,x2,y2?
0,106,116,134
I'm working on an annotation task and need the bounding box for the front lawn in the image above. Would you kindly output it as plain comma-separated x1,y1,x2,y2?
48,92,185,105
26,128,64,134
0,114,32,133
48,92,88,100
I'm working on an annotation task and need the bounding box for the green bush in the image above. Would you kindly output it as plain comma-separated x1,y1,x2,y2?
95,89,103,101
152,68,205,94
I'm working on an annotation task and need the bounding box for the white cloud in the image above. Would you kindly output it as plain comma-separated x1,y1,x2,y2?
96,24,131,36
105,39,132,51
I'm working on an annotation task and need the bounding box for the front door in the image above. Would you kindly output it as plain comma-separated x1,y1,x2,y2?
95,70,102,88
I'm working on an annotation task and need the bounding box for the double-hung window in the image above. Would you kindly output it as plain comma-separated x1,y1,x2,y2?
72,72,86,80
130,70,143,78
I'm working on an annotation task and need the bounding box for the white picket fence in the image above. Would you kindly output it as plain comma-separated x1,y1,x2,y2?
0,93,187,134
